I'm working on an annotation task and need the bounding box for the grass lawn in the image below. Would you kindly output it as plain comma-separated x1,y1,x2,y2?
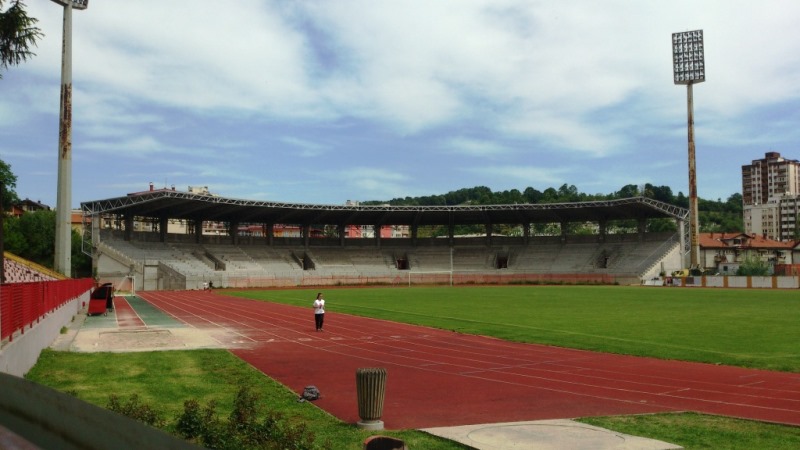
225,285,800,372
579,413,800,450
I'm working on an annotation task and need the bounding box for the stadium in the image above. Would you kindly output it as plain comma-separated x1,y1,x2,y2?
82,185,689,291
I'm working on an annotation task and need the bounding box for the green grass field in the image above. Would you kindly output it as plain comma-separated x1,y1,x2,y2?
226,285,800,372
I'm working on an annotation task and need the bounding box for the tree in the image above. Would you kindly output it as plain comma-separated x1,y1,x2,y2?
1,157,19,282
0,158,19,210
611,184,639,199
0,0,43,78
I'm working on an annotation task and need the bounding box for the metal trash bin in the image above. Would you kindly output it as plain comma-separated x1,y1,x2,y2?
355,367,387,430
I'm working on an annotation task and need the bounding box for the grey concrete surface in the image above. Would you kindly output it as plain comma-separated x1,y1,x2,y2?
422,419,683,450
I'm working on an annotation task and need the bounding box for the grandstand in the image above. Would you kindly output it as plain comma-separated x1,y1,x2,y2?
2,252,62,283
82,188,689,291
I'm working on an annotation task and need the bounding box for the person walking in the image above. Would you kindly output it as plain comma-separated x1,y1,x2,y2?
313,292,325,331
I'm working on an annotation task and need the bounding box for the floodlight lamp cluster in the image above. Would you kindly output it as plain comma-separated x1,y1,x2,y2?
50,0,89,9
672,30,704,84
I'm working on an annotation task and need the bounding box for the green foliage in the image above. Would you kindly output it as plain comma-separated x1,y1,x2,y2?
2,208,91,275
71,227,92,277
175,399,210,441
0,157,18,209
580,412,800,450
0,0,43,78
175,386,319,450
736,254,770,276
4,210,56,266
107,393,166,428
363,183,743,232
106,386,320,449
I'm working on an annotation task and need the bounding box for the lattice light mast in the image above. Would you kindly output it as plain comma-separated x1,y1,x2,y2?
51,0,88,277
672,30,705,270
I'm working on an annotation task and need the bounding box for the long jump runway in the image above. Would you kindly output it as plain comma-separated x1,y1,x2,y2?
138,291,800,430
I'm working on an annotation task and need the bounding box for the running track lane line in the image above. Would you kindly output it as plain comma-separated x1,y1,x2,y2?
138,291,800,430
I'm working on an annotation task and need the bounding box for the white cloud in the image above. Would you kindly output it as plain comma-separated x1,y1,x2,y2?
8,0,800,208
464,165,568,185
444,137,512,157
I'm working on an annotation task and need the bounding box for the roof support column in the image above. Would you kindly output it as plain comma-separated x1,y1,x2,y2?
638,218,646,242
411,225,417,245
303,224,310,248
338,224,345,247
448,223,455,246
485,223,492,246
560,221,568,244
194,220,202,244
264,223,273,246
124,215,133,241
523,223,530,245
159,217,168,243
598,220,607,243
374,225,380,248
230,220,239,245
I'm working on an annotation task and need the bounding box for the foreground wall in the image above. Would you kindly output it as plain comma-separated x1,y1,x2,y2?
0,293,86,377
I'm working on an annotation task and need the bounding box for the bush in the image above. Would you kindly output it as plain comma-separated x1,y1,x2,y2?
175,386,321,450
736,255,770,276
106,394,165,428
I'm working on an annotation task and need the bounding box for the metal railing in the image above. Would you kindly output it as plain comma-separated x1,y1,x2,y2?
1,278,94,342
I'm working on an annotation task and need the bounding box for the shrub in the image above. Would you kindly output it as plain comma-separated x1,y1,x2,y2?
106,393,165,428
175,386,320,450
736,255,770,276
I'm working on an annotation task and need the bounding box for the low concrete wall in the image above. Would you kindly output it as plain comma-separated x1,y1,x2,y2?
0,292,87,377
671,276,799,289
777,276,799,289
751,276,773,288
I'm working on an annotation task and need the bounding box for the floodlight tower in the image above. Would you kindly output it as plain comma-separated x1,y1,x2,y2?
672,29,705,270
51,0,88,277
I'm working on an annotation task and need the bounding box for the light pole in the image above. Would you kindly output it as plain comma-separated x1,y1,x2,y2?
51,0,88,277
672,29,705,270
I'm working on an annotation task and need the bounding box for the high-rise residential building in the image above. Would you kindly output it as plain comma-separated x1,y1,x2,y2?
742,152,800,241
742,152,800,205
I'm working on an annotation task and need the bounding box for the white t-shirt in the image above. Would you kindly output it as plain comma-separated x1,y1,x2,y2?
314,299,325,314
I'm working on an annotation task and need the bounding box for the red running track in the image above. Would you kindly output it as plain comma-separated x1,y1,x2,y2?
138,291,800,430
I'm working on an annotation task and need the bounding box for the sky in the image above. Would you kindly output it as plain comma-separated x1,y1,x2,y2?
2,0,800,209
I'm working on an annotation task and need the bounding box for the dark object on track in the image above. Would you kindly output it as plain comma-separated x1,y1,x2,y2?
88,283,114,316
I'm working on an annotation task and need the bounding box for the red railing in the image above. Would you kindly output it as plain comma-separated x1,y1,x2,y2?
1,278,94,342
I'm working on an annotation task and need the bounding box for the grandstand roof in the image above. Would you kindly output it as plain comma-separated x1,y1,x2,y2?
81,189,689,227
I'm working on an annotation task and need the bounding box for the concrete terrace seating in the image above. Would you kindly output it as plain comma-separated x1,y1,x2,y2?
202,244,264,272
406,247,452,271
102,239,214,276
238,246,303,272
302,248,395,276
2,258,58,283
96,231,679,289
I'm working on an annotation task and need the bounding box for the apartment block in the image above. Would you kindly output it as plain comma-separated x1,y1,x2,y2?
742,152,800,241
